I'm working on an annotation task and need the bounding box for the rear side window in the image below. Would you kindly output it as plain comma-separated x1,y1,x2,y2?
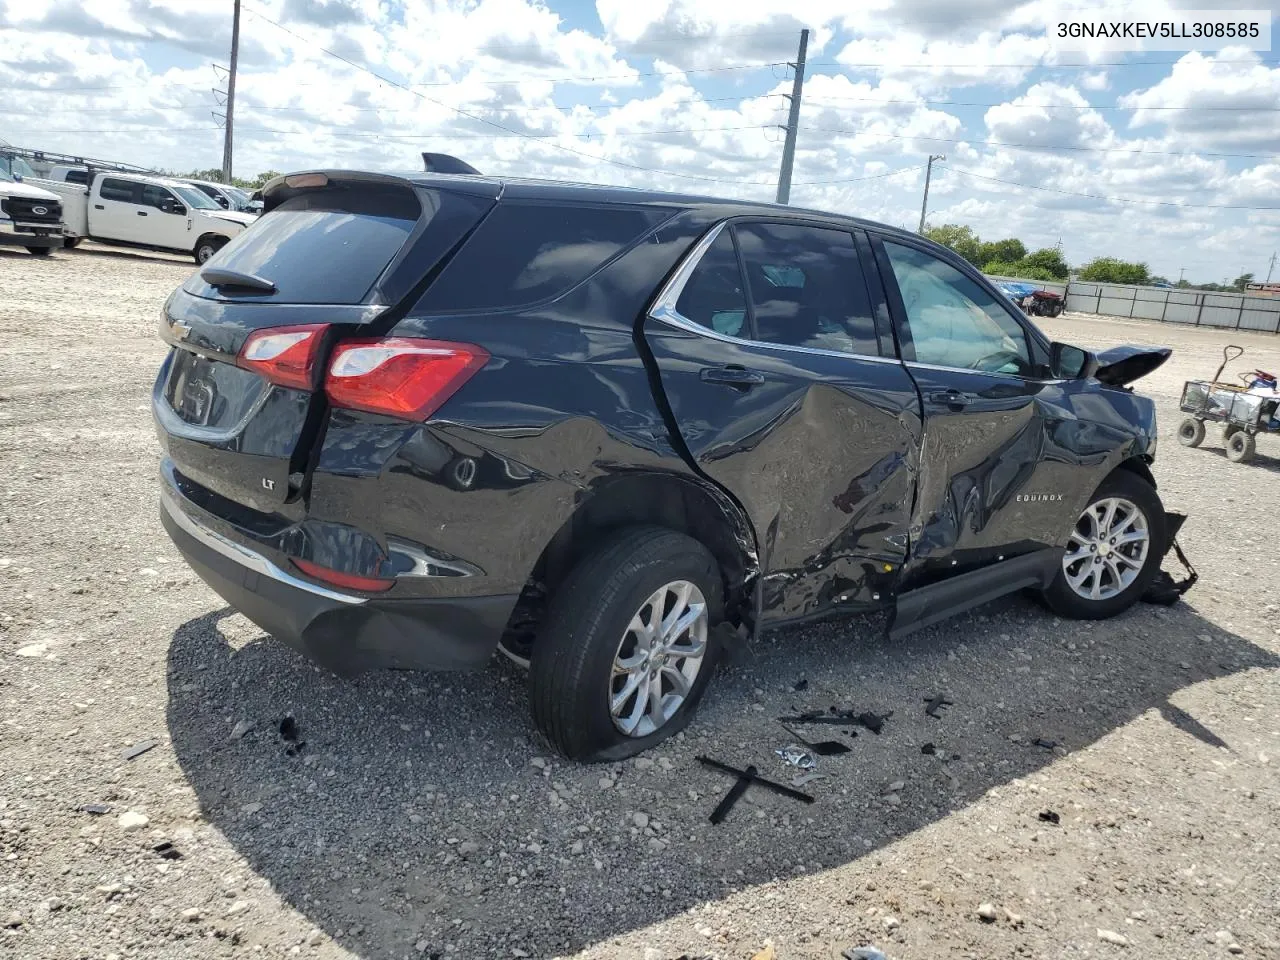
194,185,422,304
735,223,879,357
100,178,138,202
675,231,748,337
65,169,88,185
418,201,665,312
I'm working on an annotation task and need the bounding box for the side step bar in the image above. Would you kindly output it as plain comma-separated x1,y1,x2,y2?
888,549,1059,641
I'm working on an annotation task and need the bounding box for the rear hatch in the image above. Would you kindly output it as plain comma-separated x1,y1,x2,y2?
154,171,499,518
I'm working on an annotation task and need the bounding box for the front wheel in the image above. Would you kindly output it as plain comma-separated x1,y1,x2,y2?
26,246,52,257
62,237,82,249
193,236,227,264
1177,417,1205,447
1042,470,1166,620
529,527,724,762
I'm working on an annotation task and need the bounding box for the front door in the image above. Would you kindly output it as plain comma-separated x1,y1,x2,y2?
141,184,194,251
93,177,146,244
644,219,922,623
871,234,1080,586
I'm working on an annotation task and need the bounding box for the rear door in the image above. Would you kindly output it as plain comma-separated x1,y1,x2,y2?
154,175,499,519
871,233,1071,584
92,176,146,242
643,219,922,623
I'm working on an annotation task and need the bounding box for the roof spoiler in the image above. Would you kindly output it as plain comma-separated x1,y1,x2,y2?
422,153,482,175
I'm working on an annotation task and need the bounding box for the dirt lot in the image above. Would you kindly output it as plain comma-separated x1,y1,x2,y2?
2,243,1278,960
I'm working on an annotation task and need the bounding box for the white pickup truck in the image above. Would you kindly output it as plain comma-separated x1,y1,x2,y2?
0,166,65,257
35,171,255,263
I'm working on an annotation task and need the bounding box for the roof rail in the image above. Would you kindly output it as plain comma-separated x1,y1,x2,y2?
0,144,159,176
421,153,482,175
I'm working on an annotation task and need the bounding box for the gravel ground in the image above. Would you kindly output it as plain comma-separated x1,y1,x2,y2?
2,243,1278,960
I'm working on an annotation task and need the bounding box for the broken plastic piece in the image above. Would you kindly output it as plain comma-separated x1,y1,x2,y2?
921,742,936,755
923,694,954,718
1032,738,1059,750
120,739,158,761
1038,810,1061,825
791,772,829,787
843,948,889,960
80,803,111,815
776,744,817,769
857,711,891,734
153,841,182,860
697,755,815,825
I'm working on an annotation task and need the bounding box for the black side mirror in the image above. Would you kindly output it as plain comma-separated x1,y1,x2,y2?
216,196,229,208
1051,342,1097,380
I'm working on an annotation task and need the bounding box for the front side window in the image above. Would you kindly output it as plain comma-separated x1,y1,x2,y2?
735,222,879,356
142,184,176,210
883,241,1031,375
674,230,748,337
172,185,218,210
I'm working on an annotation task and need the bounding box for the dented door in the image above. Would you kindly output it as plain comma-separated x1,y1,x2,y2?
643,220,922,623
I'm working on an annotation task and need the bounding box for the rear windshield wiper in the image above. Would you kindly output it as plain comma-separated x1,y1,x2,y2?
200,267,277,294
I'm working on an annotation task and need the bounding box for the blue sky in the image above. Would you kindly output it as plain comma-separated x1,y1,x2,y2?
2,0,1278,283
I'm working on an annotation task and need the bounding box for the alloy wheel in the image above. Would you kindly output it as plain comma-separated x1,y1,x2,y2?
608,579,708,737
1062,496,1150,601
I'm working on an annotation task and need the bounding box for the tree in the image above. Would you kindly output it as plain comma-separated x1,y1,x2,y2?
983,260,1058,282
977,238,1026,267
1020,247,1070,280
1230,272,1255,292
924,224,982,265
1077,257,1150,285
247,170,283,189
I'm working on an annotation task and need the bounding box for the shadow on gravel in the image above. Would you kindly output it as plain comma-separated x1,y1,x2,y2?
166,598,1278,958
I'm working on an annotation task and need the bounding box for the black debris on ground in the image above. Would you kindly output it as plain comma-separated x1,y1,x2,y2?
921,742,936,755
279,716,305,756
793,678,809,691
153,841,182,860
1032,738,1059,750
1038,810,1061,825
923,693,954,718
857,710,892,734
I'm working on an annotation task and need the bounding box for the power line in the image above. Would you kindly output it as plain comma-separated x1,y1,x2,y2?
801,128,1280,160
805,95,1280,112
946,168,1280,210
809,57,1279,69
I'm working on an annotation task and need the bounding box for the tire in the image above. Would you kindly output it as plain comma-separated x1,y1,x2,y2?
1177,417,1205,447
529,526,724,762
1222,423,1243,442
62,237,81,249
193,236,226,264
1225,430,1256,463
26,246,52,257
1041,470,1166,621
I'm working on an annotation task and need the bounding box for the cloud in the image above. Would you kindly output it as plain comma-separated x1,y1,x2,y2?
281,0,365,27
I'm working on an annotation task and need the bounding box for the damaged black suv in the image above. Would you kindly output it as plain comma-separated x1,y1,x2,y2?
155,166,1176,762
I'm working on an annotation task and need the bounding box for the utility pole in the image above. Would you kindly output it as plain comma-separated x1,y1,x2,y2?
774,28,809,205
1266,251,1277,283
220,0,241,184
917,154,945,234
1178,266,1185,284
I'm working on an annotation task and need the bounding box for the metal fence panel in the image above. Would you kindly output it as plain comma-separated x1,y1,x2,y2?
1200,306,1241,327
1132,299,1166,320
1099,296,1135,316
1163,302,1201,324
1240,309,1280,333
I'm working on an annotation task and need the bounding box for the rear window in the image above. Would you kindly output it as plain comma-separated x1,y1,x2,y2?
191,185,421,304
417,201,667,312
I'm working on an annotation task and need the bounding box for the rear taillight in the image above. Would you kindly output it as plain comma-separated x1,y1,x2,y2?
325,338,488,421
237,324,329,391
291,558,394,593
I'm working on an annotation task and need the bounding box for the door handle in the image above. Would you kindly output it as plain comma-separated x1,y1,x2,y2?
929,390,971,409
93,204,104,210
701,365,765,389
137,211,148,216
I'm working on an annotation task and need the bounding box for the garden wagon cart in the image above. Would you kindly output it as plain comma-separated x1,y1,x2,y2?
1177,345,1280,464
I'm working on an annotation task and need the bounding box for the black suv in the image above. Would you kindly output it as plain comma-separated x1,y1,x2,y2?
155,167,1175,761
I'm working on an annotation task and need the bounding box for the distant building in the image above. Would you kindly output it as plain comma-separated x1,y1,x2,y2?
1246,282,1280,296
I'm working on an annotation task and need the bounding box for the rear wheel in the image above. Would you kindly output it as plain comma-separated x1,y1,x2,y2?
1225,430,1256,463
1177,417,1205,447
26,246,52,257
529,526,723,762
1042,470,1165,620
1223,423,1243,442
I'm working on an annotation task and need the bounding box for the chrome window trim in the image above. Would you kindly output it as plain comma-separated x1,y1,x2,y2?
647,221,900,366
161,489,367,605
905,360,1066,384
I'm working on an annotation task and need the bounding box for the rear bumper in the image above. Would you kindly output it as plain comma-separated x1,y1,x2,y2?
160,488,517,675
